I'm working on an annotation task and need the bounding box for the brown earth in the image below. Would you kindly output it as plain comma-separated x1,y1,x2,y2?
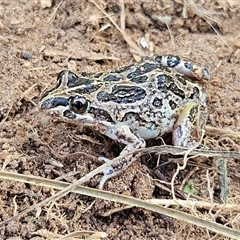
0,0,240,239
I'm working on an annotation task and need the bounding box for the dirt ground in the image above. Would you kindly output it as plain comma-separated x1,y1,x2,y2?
0,0,240,239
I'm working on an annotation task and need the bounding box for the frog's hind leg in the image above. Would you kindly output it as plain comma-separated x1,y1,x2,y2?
172,101,205,147
99,124,146,189
155,55,210,81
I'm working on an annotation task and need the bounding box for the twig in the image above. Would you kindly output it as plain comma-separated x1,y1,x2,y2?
91,0,145,56
0,171,240,239
46,0,64,23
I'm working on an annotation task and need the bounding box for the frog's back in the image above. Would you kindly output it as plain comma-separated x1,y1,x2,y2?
86,59,206,139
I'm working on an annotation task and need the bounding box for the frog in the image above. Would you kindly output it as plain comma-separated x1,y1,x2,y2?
39,55,209,188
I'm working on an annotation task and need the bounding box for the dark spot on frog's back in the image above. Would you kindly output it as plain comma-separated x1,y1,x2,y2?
97,85,146,104
157,74,173,85
169,84,185,99
169,99,177,110
126,61,163,78
152,97,163,108
157,74,185,99
131,75,148,83
126,68,142,78
141,62,158,72
103,75,120,82
193,86,200,95
122,112,142,122
67,74,94,88
69,83,102,94
155,56,163,63
157,74,173,93
176,74,187,85
96,91,111,102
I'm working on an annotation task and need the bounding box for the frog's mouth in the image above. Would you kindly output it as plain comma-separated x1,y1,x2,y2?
40,96,85,120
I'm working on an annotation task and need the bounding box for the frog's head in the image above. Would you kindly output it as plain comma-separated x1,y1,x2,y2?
39,70,114,124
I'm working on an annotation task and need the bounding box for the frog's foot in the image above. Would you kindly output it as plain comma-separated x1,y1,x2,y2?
98,124,146,189
98,156,114,189
98,157,114,189
172,101,206,147
98,153,141,189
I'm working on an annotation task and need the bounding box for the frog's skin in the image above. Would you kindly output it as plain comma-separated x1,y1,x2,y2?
40,55,209,188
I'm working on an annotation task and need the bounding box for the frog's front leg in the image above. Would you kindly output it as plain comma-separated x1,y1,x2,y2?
172,101,206,147
99,124,146,189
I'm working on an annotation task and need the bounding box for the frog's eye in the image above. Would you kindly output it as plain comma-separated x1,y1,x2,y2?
69,95,90,114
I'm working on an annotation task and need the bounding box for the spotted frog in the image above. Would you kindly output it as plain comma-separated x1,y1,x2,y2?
40,55,209,188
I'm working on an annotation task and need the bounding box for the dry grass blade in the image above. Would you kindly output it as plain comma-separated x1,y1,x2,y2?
148,199,240,211
59,231,107,240
184,0,222,24
218,159,229,203
91,0,145,56
206,126,240,139
170,133,205,200
0,171,240,239
46,0,64,23
119,0,125,33
184,0,229,47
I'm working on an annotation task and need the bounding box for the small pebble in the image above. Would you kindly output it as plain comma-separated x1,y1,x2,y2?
20,51,32,60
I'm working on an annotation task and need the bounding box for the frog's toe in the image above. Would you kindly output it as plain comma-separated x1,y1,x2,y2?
99,165,115,189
